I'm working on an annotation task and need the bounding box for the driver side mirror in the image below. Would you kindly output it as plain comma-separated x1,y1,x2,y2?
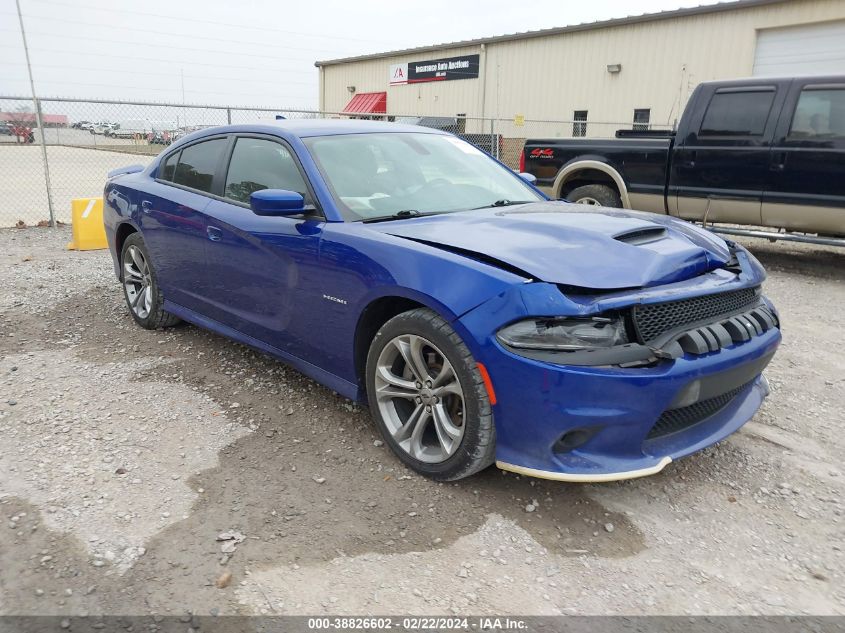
518,172,537,185
249,189,305,216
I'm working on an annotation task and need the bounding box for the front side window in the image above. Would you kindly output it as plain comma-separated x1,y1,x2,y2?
789,87,845,140
172,138,227,193
224,138,309,204
304,132,544,222
700,90,775,136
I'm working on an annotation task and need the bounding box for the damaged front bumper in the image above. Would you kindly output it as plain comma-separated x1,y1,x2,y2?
458,244,781,481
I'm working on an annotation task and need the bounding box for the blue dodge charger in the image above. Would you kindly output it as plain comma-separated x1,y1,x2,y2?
103,120,781,482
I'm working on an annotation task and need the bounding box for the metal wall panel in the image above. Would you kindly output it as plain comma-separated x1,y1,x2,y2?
320,0,845,130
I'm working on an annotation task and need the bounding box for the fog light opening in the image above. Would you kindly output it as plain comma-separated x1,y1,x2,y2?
553,428,597,454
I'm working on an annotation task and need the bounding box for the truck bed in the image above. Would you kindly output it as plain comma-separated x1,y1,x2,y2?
523,138,672,202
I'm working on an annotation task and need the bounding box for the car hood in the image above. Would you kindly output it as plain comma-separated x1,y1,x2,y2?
368,202,732,289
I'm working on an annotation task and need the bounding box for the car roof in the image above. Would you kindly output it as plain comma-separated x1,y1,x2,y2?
184,118,448,143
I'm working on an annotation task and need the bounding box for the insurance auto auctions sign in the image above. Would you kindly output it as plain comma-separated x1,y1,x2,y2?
389,54,480,85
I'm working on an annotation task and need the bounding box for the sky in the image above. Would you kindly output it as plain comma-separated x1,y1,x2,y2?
1,0,723,110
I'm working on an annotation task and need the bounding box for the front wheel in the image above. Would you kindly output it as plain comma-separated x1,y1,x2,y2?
366,308,496,481
120,233,181,330
566,184,621,207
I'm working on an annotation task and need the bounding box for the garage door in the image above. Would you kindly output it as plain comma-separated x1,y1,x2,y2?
753,20,845,76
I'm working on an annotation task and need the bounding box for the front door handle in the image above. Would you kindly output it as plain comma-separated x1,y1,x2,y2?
207,226,223,242
770,151,787,172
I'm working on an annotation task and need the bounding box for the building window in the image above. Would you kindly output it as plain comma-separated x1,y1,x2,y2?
633,108,651,131
573,110,588,137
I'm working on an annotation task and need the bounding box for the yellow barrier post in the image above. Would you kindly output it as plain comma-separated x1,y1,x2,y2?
67,197,107,251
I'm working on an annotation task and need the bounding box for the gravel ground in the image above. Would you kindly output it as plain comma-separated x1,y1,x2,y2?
0,226,843,617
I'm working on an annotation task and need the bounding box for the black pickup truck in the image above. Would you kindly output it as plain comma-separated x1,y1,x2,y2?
522,75,845,238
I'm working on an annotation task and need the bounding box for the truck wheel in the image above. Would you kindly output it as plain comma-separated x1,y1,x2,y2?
566,184,621,208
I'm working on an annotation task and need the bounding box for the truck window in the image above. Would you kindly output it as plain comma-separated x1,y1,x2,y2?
789,87,845,140
699,89,776,136
573,110,587,137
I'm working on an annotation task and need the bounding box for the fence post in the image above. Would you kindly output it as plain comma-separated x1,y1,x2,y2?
490,118,496,160
16,0,55,226
34,98,56,226
226,108,232,125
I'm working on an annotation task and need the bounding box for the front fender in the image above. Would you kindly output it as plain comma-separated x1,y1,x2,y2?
322,224,527,321
317,224,529,388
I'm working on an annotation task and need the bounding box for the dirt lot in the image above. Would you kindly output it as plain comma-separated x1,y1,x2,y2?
0,227,843,617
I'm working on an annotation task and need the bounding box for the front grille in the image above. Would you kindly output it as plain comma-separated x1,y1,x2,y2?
647,380,754,440
632,287,761,343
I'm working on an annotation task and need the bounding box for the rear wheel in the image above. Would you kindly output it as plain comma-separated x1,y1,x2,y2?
366,308,496,481
120,233,181,330
566,184,621,207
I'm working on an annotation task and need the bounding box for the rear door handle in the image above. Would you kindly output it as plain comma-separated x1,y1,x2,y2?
207,226,223,242
770,151,787,172
682,151,696,169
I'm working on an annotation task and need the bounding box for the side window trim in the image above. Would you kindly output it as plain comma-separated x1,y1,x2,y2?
222,133,324,218
153,134,230,197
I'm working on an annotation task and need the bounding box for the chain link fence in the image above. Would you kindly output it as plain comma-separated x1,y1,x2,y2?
0,95,672,228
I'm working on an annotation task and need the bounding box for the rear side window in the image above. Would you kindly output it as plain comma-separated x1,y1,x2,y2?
173,138,227,193
700,90,776,136
789,87,845,139
224,137,309,204
159,151,179,181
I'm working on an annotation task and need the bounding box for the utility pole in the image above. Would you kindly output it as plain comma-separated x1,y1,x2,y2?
15,0,55,226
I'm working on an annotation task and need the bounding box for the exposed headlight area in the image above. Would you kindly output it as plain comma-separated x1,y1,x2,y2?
497,315,628,351
496,285,780,369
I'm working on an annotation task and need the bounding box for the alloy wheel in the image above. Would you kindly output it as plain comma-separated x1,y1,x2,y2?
374,334,466,463
123,245,153,319
575,197,601,205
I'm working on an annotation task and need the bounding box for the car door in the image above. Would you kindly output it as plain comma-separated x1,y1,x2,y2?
138,136,228,314
763,80,845,235
671,83,784,225
201,134,326,361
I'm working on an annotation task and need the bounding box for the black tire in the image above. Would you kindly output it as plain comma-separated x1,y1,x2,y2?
566,183,621,207
120,233,181,330
365,308,496,481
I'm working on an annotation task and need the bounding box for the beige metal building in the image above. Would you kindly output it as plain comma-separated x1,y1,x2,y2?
316,0,845,133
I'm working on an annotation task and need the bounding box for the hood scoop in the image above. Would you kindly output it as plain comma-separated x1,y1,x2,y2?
613,226,668,245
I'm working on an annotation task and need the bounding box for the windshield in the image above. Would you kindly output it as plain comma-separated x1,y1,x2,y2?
303,132,543,221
